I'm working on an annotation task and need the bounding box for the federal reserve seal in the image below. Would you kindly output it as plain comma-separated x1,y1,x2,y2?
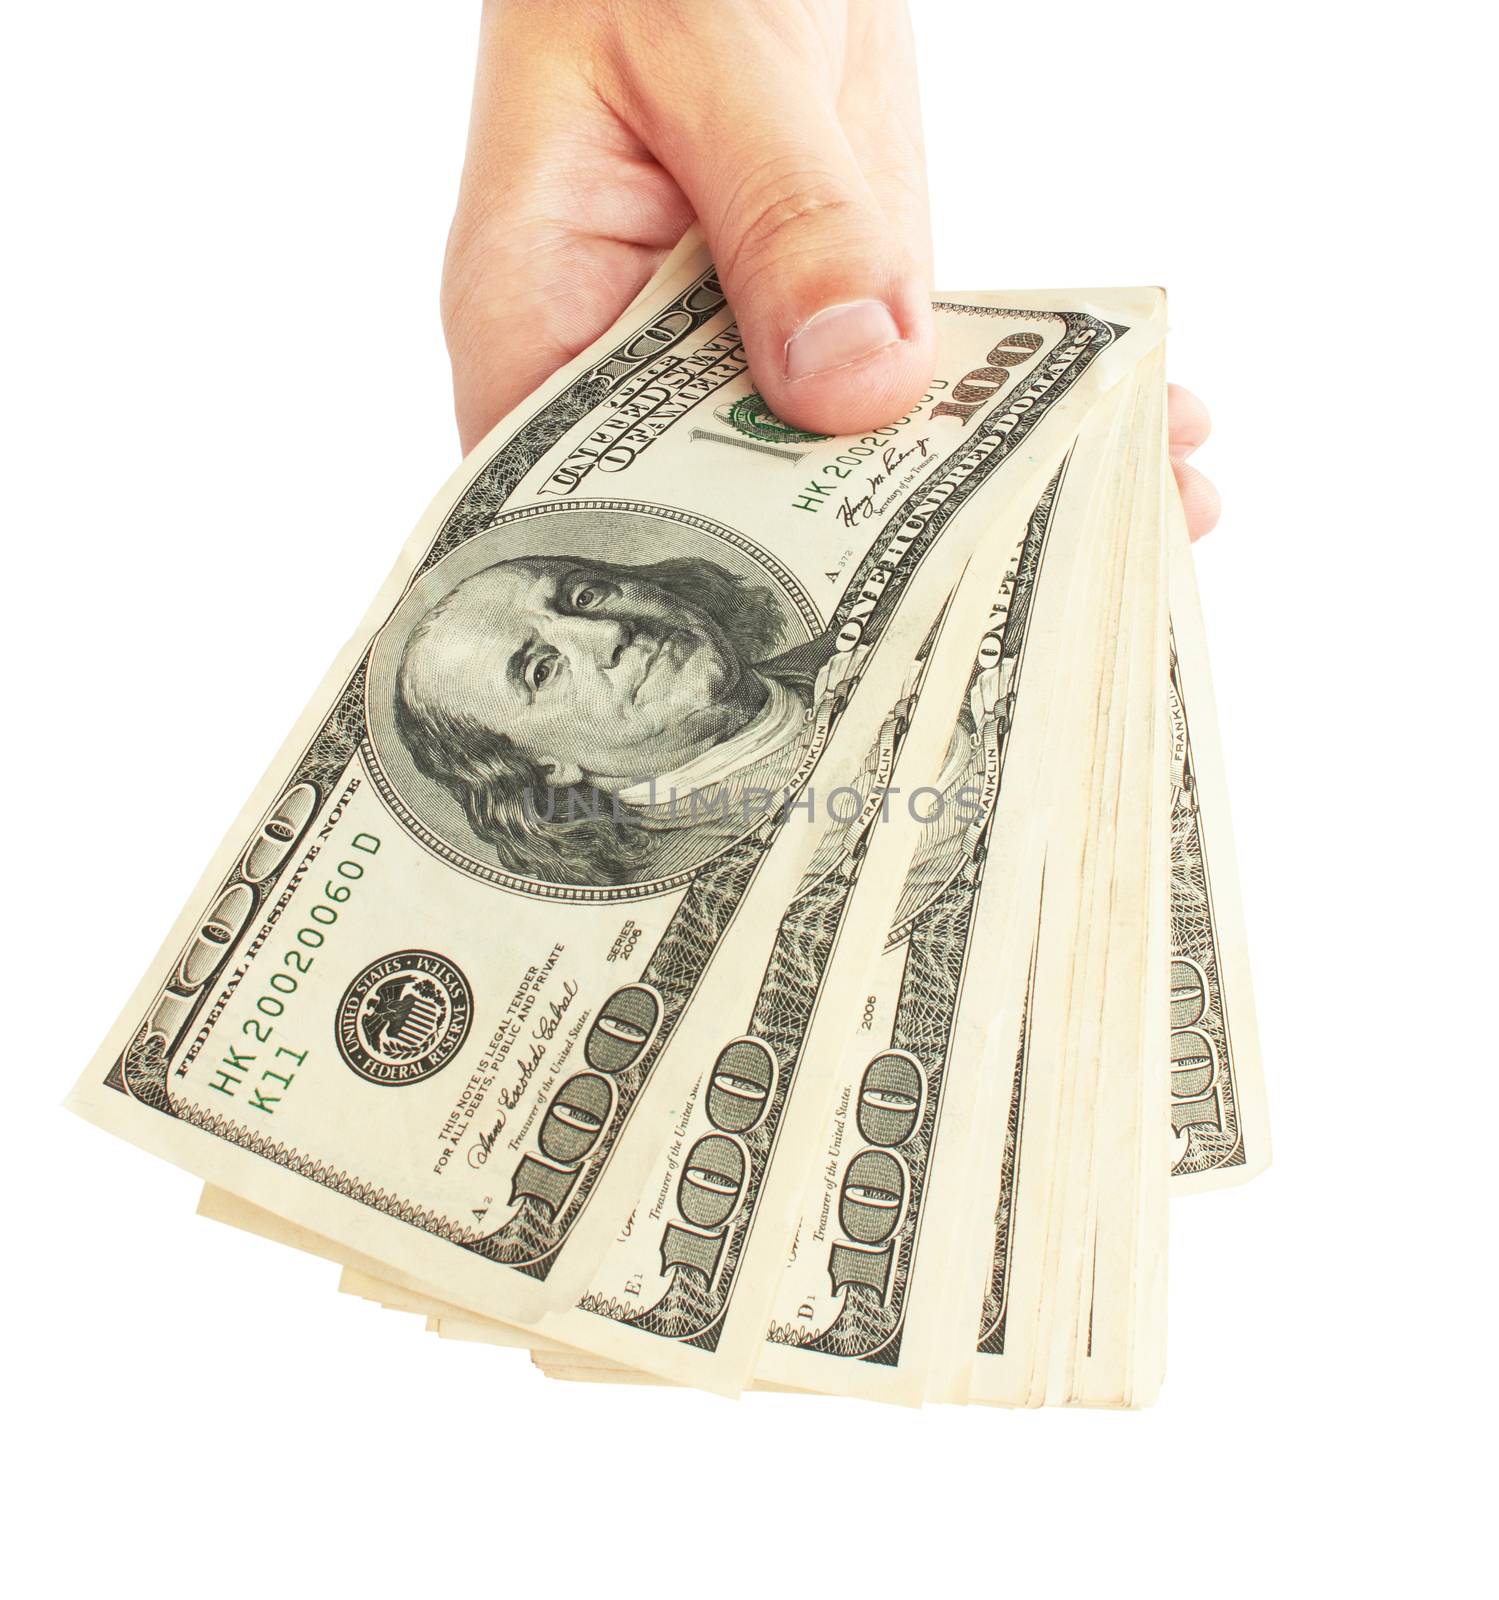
336,950,473,1086
716,390,828,444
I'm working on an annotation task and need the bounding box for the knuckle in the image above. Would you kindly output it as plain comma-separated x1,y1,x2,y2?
719,159,868,291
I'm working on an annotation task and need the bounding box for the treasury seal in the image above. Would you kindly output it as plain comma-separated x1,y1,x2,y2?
716,390,828,444
336,950,473,1086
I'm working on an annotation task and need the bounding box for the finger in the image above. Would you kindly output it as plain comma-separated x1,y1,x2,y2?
613,9,935,436
1174,460,1222,541
1168,382,1212,460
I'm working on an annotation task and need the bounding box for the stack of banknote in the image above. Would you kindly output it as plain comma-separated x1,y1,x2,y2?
69,235,1268,1406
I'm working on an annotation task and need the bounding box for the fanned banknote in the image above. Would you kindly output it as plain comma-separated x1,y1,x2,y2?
1164,491,1269,1189
941,356,1166,1407
195,356,1260,1408
186,327,1269,1409
756,403,1125,1402
68,235,1163,1333
526,537,1026,1389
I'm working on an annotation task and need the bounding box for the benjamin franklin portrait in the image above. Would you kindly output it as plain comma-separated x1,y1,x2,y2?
365,504,829,893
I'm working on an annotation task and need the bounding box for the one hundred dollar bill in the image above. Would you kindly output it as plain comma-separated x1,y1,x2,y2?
515,530,1271,1396
68,234,1163,1330
530,377,1152,1392
754,422,1121,1401
941,359,1164,1407
955,494,1267,1409
190,456,1089,1395
526,542,1023,1388
1164,491,1270,1189
197,474,1258,1403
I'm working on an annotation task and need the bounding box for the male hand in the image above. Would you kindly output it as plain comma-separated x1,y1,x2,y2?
442,0,1219,537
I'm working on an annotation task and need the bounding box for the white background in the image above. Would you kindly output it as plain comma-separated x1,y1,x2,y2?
2,2,1491,1593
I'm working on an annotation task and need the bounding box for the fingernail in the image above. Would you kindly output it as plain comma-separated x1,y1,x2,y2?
785,300,901,382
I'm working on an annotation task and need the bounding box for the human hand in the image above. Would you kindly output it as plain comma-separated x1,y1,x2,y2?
442,0,1220,538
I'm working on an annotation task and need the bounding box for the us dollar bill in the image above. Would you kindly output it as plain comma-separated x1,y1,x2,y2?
198,544,1046,1399
956,506,1267,1408
537,372,1150,1391
195,456,1103,1396
68,233,1163,1328
327,476,1079,1396
528,570,989,1388
752,461,1090,1401
207,577,1255,1395
189,469,1069,1395
1164,492,1270,1189
969,947,1040,1379
937,360,1160,1407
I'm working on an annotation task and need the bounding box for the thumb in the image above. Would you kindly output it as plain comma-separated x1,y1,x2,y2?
623,47,934,436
